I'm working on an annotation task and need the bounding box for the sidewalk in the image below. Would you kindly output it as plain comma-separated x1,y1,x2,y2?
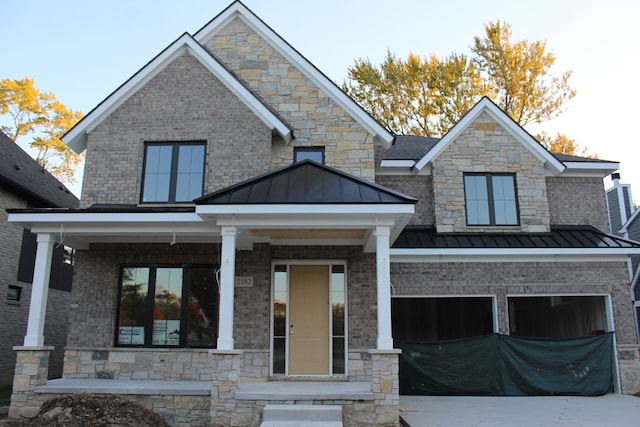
400,394,640,426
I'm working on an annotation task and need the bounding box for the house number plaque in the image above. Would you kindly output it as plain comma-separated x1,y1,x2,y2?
235,276,254,287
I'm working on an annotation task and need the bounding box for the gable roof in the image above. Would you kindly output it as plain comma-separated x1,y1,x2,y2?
195,159,417,205
413,97,565,174
0,130,79,208
194,1,394,147
380,134,619,177
63,32,292,153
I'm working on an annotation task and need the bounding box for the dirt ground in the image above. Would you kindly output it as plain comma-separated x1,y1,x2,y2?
0,394,170,427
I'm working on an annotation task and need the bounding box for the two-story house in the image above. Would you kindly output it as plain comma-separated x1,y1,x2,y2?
7,2,640,426
0,130,78,387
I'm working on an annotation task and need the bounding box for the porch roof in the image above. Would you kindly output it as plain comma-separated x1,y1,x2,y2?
195,159,417,205
7,163,415,252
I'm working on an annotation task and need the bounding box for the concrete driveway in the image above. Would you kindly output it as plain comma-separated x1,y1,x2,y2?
399,394,640,426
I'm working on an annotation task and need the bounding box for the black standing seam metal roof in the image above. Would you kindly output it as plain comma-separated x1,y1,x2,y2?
194,159,417,205
392,225,640,249
0,130,79,208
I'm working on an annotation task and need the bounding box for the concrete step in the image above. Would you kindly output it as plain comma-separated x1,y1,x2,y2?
260,404,343,427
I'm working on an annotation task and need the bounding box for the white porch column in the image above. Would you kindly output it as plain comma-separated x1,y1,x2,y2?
217,226,237,350
375,225,393,349
23,233,55,347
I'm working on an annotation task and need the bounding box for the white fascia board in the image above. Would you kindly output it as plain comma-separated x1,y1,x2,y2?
197,204,415,216
194,3,393,146
8,211,203,224
379,160,416,168
29,222,214,236
390,247,640,263
560,162,620,177
621,207,640,234
64,34,290,153
215,213,398,228
413,98,565,174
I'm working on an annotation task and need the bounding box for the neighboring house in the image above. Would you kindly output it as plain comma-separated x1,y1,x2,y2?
611,177,640,341
607,173,634,237
6,2,640,426
0,130,78,387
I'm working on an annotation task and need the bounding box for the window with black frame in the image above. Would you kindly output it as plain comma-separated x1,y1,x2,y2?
294,147,324,164
116,265,218,347
141,142,206,203
464,173,519,226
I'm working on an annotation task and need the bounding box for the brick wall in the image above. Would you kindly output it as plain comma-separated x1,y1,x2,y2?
203,17,376,181
80,54,272,208
69,243,378,351
391,261,636,344
68,243,221,347
546,176,610,232
432,112,550,233
376,175,433,225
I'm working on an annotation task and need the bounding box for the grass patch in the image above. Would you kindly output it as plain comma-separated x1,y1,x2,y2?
0,385,12,406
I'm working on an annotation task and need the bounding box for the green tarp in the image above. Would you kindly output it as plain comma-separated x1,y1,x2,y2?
397,333,614,396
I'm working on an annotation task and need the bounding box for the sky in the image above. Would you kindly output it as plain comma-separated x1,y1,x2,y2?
3,0,640,201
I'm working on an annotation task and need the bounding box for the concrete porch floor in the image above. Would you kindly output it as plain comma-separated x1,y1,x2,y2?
399,394,640,426
34,378,374,401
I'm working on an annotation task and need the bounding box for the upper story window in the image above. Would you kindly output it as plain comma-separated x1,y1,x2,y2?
294,147,324,164
141,142,206,203
464,173,519,226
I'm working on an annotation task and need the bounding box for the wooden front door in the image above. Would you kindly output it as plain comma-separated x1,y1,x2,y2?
288,265,330,374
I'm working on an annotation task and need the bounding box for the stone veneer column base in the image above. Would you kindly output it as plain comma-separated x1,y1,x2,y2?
9,346,53,420
617,344,640,394
209,349,248,426
368,349,401,427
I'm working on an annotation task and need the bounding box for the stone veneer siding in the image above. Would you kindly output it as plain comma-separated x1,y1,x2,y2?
80,54,272,208
546,176,611,232
432,112,550,233
391,260,640,394
210,349,399,427
203,17,376,181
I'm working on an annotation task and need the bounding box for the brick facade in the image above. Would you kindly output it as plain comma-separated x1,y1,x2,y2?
10,4,640,426
546,176,610,232
80,54,273,208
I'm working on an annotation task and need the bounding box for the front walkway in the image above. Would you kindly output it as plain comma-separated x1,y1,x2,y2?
399,394,640,426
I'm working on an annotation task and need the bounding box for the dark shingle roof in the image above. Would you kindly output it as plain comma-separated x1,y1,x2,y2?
552,153,617,163
195,160,417,205
393,225,640,249
382,135,616,165
0,131,79,208
383,136,440,161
